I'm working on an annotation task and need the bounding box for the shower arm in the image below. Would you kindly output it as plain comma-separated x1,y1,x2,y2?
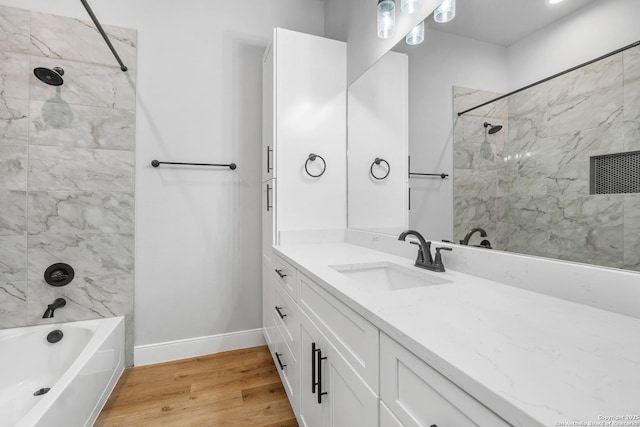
457,40,640,117
79,0,128,72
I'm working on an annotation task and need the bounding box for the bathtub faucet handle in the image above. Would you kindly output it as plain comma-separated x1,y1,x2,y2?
42,298,67,318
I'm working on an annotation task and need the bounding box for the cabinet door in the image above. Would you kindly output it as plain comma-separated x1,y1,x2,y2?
325,341,378,427
299,314,328,427
380,333,510,427
262,39,275,182
262,180,275,265
380,401,404,427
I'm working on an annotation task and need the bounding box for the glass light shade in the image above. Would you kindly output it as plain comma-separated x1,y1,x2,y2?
434,0,456,23
405,21,425,45
401,0,423,14
377,0,396,39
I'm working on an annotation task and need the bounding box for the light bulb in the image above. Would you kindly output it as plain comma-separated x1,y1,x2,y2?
434,0,455,23
405,21,425,45
377,0,396,39
401,0,423,14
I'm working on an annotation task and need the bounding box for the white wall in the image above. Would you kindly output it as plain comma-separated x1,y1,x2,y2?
399,29,508,241
507,0,640,89
0,0,325,351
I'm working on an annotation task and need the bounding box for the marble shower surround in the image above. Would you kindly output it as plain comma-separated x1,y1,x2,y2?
0,5,137,364
453,46,640,272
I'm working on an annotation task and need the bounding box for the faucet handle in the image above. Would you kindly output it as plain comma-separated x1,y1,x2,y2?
433,247,453,272
409,241,425,263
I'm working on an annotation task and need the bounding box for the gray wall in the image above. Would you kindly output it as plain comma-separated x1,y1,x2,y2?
0,5,136,362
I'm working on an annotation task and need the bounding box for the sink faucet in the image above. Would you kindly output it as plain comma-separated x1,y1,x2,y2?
398,230,452,272
460,227,487,245
42,298,66,318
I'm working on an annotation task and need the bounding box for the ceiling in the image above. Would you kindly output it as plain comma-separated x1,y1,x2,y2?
426,0,599,47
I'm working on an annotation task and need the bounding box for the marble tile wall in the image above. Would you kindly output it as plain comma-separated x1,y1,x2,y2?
453,46,640,272
0,5,137,364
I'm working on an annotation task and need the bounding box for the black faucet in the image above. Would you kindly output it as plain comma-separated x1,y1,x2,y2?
42,298,66,318
460,227,487,245
398,230,452,272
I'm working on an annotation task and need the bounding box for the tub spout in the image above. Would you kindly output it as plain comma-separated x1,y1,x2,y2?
42,298,66,318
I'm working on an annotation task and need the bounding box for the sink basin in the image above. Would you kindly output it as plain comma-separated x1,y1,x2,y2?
330,261,452,292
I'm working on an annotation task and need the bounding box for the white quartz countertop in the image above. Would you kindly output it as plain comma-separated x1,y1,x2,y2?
274,242,640,427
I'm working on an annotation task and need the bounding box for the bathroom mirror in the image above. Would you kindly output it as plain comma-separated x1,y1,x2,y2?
347,0,640,271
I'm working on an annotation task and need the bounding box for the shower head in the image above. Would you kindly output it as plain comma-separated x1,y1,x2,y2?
483,122,503,135
33,67,64,86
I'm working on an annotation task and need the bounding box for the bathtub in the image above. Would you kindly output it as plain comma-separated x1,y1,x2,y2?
0,317,125,427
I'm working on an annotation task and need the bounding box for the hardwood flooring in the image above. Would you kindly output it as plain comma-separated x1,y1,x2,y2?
96,345,299,427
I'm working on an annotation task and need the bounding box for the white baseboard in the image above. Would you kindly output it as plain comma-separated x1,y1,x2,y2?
134,328,266,366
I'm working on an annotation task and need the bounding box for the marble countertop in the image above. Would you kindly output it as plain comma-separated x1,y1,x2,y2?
274,242,640,427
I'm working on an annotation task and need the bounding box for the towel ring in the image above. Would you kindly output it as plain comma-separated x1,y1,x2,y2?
305,153,326,178
370,157,390,180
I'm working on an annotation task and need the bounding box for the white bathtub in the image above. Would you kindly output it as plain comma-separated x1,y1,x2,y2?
0,317,125,427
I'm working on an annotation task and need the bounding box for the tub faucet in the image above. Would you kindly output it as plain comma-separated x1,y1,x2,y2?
42,298,66,318
460,227,487,245
398,230,452,272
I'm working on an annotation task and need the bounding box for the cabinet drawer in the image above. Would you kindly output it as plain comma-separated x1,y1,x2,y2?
380,333,510,427
298,272,379,392
273,282,298,353
274,256,297,299
273,324,298,413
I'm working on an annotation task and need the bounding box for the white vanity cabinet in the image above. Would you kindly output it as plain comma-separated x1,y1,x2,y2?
379,333,510,427
266,256,379,427
265,252,515,427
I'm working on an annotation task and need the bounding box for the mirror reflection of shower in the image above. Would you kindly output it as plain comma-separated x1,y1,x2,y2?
483,122,502,134
33,66,74,129
33,66,65,86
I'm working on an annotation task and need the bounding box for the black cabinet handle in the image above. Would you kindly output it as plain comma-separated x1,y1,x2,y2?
275,352,286,370
267,146,273,174
275,269,287,279
275,306,286,319
311,342,318,394
266,184,272,212
316,347,327,404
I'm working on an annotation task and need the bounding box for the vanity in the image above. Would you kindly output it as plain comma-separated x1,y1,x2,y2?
262,0,640,425
264,239,640,427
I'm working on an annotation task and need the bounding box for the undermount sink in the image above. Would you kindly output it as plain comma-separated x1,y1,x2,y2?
330,261,453,292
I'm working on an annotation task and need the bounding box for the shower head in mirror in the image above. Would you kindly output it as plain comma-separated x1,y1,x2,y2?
33,67,64,86
483,122,503,135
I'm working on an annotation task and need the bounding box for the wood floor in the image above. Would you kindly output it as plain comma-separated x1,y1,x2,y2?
96,345,299,427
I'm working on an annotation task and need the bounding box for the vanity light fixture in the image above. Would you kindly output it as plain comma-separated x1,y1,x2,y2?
377,0,396,39
434,0,456,23
547,0,564,4
401,0,423,14
405,21,425,45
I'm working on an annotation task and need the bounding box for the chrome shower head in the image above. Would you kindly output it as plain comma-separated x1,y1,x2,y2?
483,122,503,135
33,67,64,86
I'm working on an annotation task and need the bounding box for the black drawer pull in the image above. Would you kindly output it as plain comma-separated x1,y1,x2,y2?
275,269,287,279
316,347,327,404
311,342,318,394
275,306,286,319
275,352,286,370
